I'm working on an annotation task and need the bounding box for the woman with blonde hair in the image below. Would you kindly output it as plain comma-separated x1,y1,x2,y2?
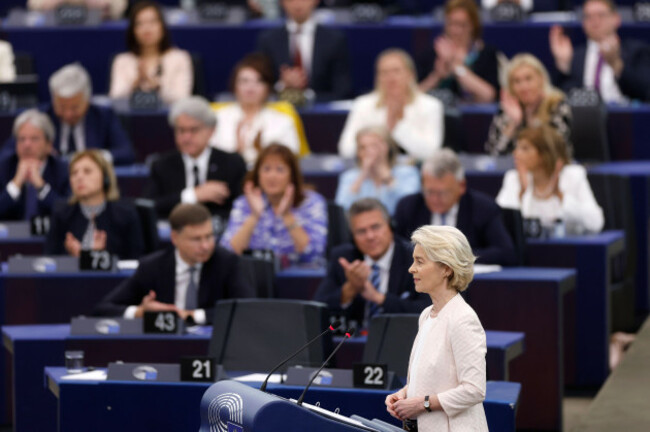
335,125,420,215
497,125,604,234
45,150,144,259
386,225,488,431
485,53,572,155
338,49,444,160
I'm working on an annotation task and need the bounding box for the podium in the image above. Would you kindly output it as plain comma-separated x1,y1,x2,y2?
200,380,374,432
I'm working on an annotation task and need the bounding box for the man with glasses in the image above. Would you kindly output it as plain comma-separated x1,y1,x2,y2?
314,198,429,329
94,203,253,324
394,149,515,265
549,0,650,102
144,96,246,223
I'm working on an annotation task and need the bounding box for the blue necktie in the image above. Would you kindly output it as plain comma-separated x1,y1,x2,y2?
365,263,382,327
23,184,38,220
185,266,198,310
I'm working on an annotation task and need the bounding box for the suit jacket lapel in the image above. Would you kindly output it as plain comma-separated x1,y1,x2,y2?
171,152,187,189
456,193,472,240
279,28,291,67
388,240,406,296
160,249,178,304
207,149,221,181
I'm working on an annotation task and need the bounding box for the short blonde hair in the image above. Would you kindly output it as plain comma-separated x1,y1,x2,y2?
411,225,476,292
68,150,120,203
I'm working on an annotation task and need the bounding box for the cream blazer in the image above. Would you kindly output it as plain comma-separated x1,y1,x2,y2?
496,164,605,234
209,104,300,166
109,48,193,104
406,294,488,432
337,91,444,160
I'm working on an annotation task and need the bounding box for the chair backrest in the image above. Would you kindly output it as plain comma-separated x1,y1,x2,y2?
209,299,330,371
238,255,275,298
190,52,207,97
362,314,419,379
13,51,35,75
133,198,160,254
327,201,351,258
568,88,610,163
443,107,466,153
501,207,526,265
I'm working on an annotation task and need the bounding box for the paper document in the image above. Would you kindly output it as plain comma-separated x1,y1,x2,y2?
234,373,285,383
61,370,107,381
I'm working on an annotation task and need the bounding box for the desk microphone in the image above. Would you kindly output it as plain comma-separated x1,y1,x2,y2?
260,320,342,392
296,327,355,406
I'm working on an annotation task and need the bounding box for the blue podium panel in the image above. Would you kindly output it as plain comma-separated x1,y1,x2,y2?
468,267,576,432
3,324,522,432
526,231,625,388
44,369,519,432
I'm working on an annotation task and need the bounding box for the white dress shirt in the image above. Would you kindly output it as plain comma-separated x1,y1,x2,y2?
286,17,317,78
180,146,211,204
430,203,459,227
583,40,627,104
124,250,207,324
59,123,86,155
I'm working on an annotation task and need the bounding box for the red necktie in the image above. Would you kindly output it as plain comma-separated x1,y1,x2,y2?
594,54,604,95
292,27,303,69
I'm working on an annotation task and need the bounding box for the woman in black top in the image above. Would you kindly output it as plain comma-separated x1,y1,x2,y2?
417,0,499,103
46,150,144,259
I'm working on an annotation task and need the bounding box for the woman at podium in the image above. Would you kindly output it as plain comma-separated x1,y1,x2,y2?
385,225,488,431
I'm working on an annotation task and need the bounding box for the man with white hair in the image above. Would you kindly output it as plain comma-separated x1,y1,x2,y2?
2,63,134,165
144,96,246,223
0,109,70,220
394,148,515,265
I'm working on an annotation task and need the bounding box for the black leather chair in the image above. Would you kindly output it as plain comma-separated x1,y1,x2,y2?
327,201,351,258
239,255,275,298
501,208,526,265
362,314,419,379
568,88,610,163
209,299,331,371
133,198,160,254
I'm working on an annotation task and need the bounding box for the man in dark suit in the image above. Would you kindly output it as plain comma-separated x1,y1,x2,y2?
314,198,429,329
257,0,351,102
549,0,650,103
144,96,246,223
93,203,254,324
0,109,70,221
1,63,134,165
394,149,515,265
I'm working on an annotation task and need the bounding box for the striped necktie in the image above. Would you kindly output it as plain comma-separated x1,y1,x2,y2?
365,263,382,328
185,266,198,310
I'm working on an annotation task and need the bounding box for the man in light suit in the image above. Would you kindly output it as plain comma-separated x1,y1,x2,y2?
144,96,246,222
314,198,429,329
0,109,70,221
549,0,650,103
257,0,351,102
394,149,515,265
1,63,135,165
93,203,254,324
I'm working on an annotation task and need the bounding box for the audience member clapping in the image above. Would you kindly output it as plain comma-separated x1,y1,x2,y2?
485,53,572,156
27,0,127,20
496,125,604,234
335,125,420,215
210,53,300,166
109,1,193,104
45,150,144,259
339,49,444,160
220,143,327,266
417,0,499,103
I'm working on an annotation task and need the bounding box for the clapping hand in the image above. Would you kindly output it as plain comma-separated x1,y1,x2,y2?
135,290,179,318
549,25,574,74
280,65,308,90
64,232,82,258
500,89,523,126
243,181,265,217
339,258,370,291
92,229,107,251
274,184,295,217
599,34,623,75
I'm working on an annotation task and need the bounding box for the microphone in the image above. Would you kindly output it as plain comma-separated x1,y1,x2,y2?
259,320,342,392
296,327,355,406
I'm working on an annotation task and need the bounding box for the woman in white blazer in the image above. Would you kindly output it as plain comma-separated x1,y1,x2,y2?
386,225,488,432
338,49,444,161
210,53,299,166
496,125,604,234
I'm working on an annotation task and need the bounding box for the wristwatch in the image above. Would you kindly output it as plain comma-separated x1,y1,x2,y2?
423,395,432,412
